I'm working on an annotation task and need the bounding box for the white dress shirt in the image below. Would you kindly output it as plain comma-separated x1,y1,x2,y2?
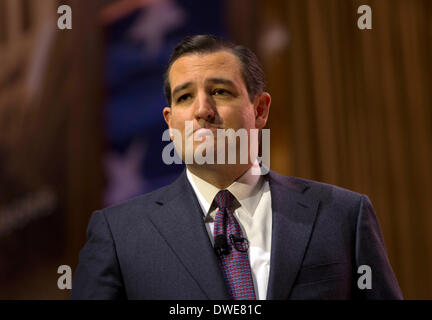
186,165,273,300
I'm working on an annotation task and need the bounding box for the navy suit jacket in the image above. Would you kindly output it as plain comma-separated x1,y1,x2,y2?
70,170,402,299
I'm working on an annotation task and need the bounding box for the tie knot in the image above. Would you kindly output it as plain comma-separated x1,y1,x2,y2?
214,190,234,210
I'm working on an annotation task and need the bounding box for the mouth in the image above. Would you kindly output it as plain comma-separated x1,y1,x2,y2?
193,125,220,132
193,127,219,139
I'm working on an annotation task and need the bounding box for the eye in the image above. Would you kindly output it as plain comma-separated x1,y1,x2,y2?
177,94,191,103
212,88,231,96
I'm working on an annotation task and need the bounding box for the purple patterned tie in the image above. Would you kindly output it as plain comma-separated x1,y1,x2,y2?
213,190,256,300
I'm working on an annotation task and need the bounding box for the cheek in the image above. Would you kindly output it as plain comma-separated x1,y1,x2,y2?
170,109,193,128
234,109,256,129
169,111,186,128
167,119,184,140
171,119,184,129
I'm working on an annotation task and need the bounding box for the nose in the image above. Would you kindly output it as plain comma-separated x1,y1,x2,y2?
194,91,215,122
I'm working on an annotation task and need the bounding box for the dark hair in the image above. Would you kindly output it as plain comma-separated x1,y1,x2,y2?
163,34,266,105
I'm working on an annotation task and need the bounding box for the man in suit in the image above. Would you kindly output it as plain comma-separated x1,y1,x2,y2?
71,35,402,299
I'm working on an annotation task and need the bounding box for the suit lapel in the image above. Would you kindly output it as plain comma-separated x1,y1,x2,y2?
148,171,231,300
266,171,320,299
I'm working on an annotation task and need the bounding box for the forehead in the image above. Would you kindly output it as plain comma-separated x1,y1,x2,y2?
169,51,244,88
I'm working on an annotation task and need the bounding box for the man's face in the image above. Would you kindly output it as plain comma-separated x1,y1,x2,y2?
163,50,270,165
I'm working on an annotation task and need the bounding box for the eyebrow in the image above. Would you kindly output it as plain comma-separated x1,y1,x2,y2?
207,78,236,87
171,78,237,99
172,82,193,99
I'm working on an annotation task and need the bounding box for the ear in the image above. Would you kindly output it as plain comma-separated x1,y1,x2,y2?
163,106,173,139
163,106,172,128
254,92,271,129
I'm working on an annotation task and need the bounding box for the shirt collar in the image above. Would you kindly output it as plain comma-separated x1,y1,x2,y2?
186,162,264,218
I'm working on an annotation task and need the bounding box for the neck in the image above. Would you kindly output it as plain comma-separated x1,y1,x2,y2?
186,163,252,189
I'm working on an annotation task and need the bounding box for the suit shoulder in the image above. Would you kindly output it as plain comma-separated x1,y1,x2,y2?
99,175,182,220
269,170,365,208
298,176,362,199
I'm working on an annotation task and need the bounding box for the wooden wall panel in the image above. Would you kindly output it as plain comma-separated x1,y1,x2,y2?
252,0,432,299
